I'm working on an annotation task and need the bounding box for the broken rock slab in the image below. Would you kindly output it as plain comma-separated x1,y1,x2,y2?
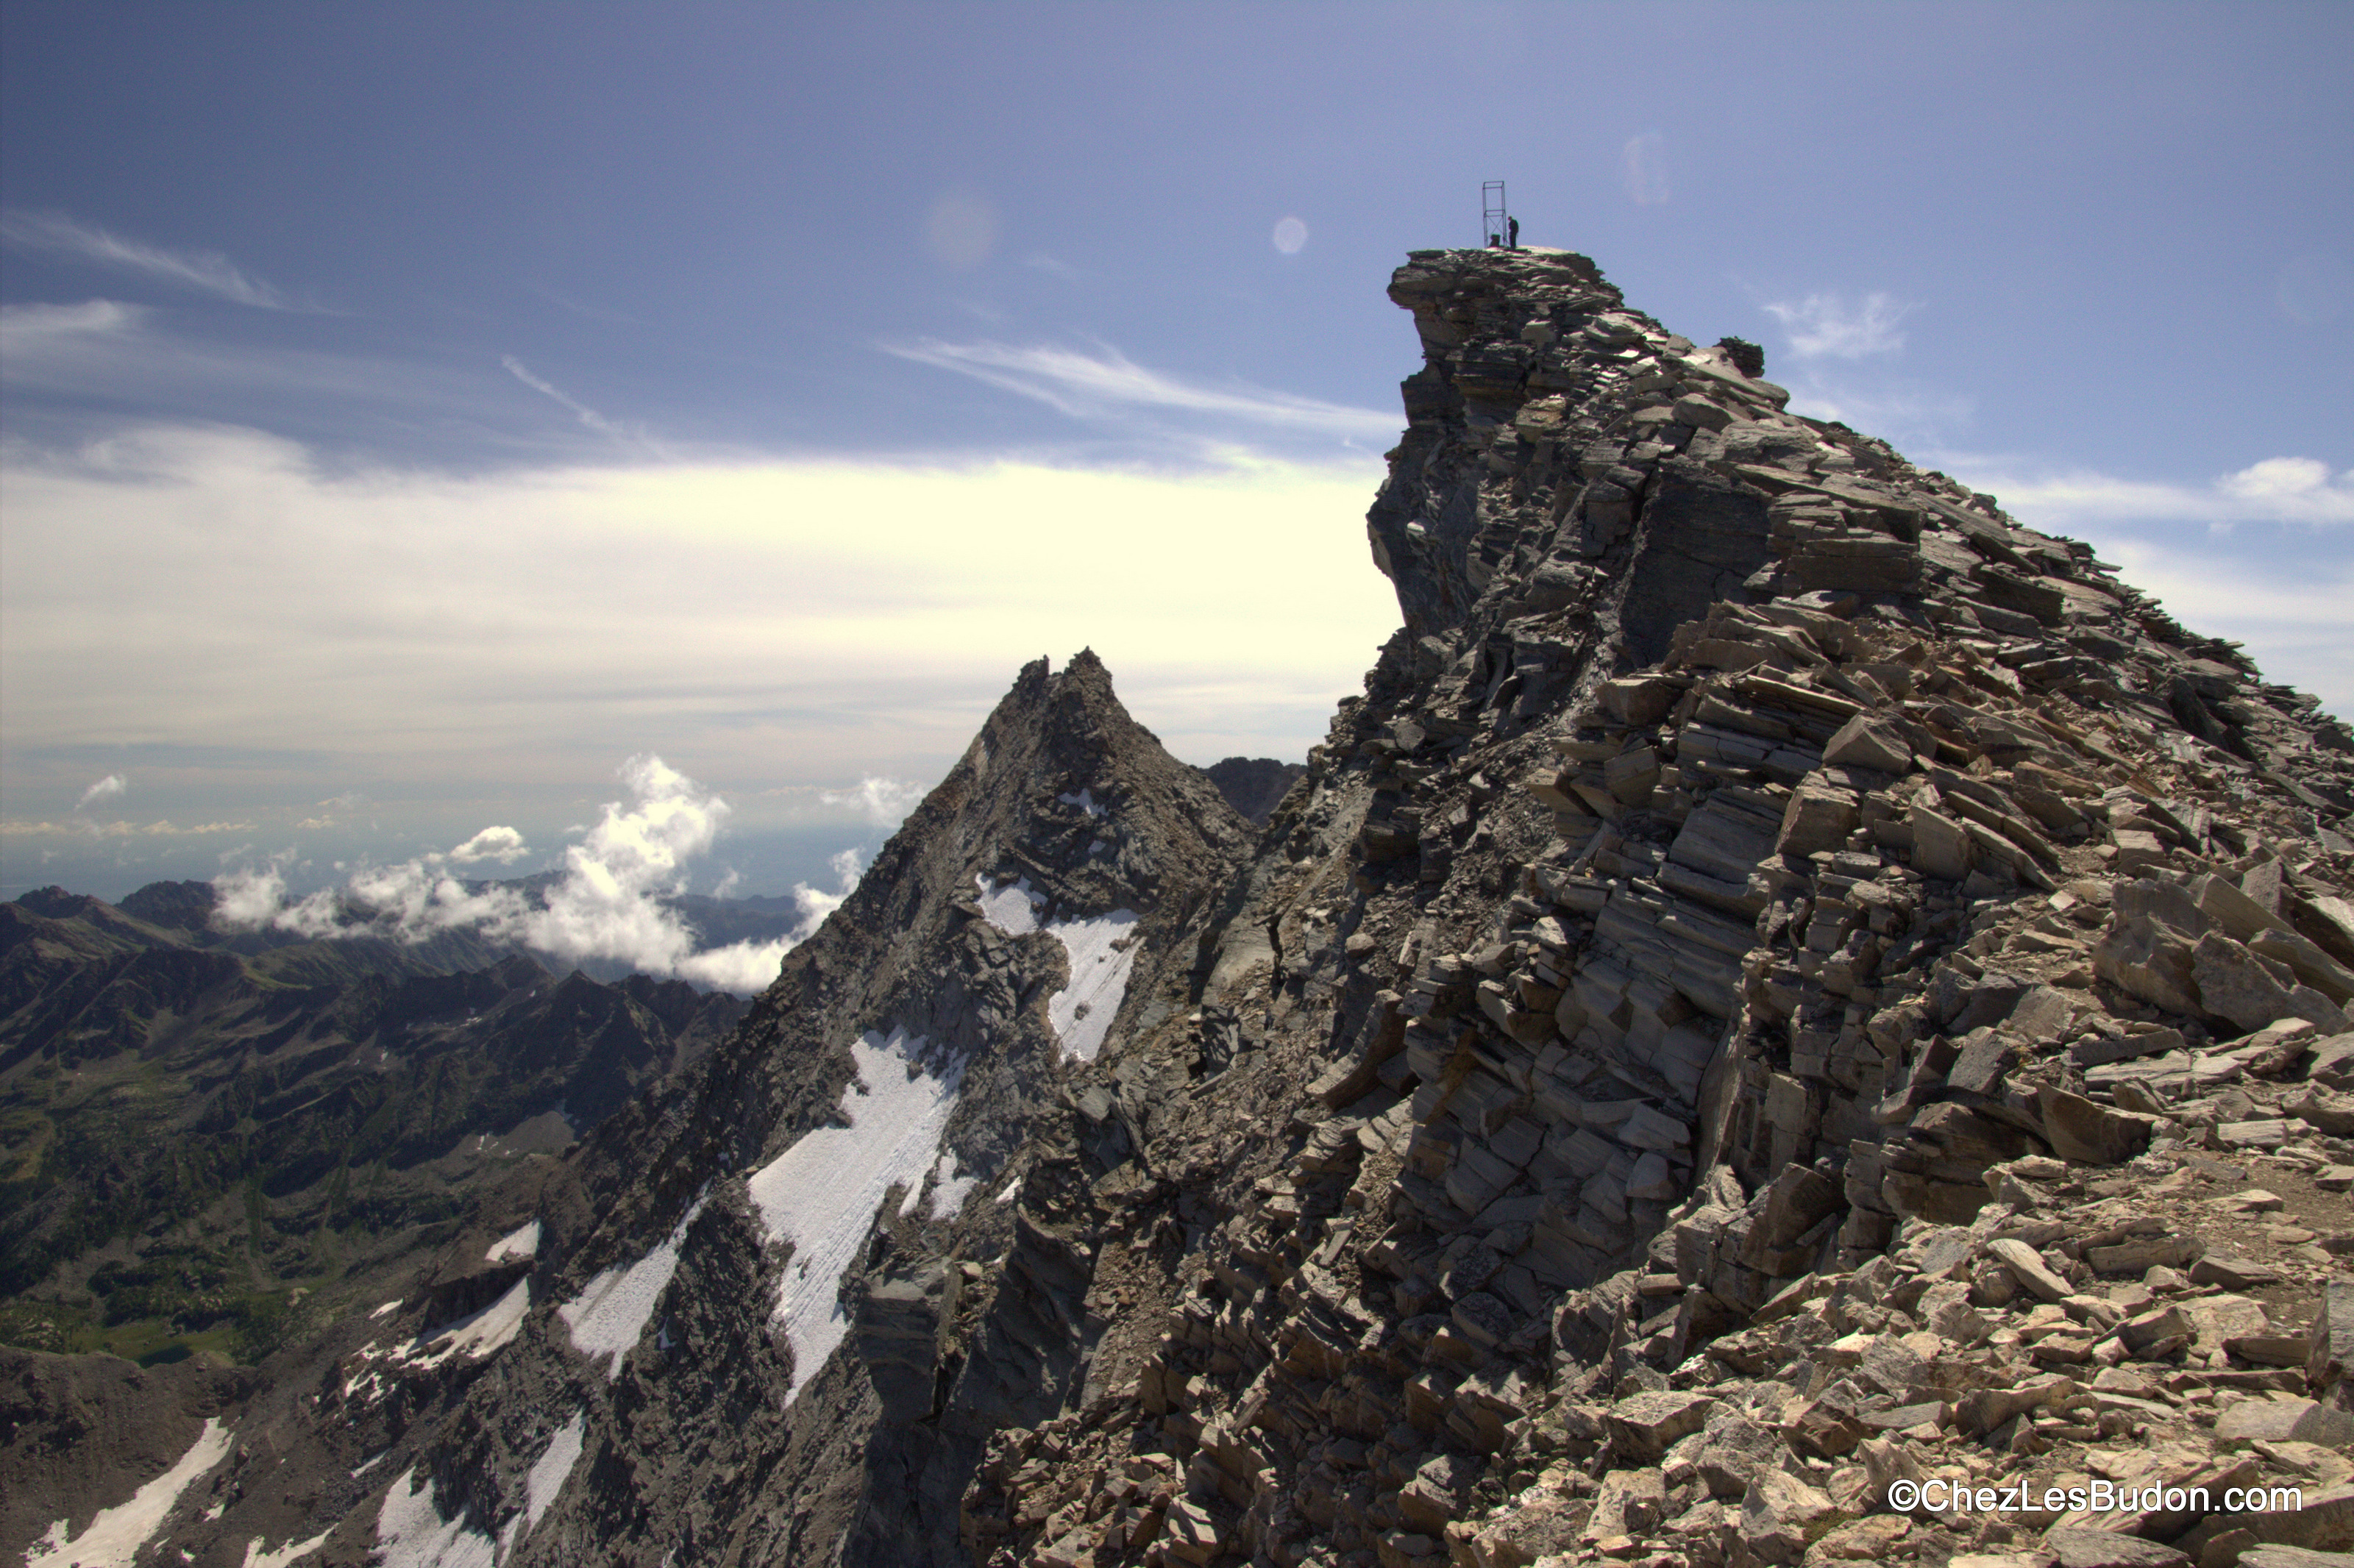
2211,1397,2354,1447
2239,1550,2354,1568
2194,930,2351,1033
2042,1526,2192,1568
1607,1389,1721,1463
2037,1086,2159,1167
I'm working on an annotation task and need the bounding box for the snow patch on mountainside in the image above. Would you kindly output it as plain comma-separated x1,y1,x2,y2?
243,1525,334,1567
1045,908,1139,1061
372,1469,496,1568
435,1275,530,1362
26,1416,232,1568
484,1219,540,1263
975,875,1139,1061
557,1194,708,1380
525,1410,587,1530
975,873,1041,934
924,1148,981,1219
746,1025,964,1403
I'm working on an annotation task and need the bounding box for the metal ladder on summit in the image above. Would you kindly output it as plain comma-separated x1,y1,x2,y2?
1482,181,1508,248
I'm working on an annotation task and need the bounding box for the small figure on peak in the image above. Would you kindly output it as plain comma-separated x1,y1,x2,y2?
1507,216,1520,249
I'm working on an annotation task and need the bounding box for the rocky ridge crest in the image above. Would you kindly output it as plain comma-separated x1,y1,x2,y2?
950,247,2354,1568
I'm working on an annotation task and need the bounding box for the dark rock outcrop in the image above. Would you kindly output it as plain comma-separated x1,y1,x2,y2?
1203,757,1309,826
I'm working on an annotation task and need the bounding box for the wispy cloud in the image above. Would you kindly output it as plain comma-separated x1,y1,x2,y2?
294,791,371,832
1930,452,2354,716
2097,541,2354,714
1952,455,2354,530
0,302,557,455
1023,252,1081,282
885,338,1397,442
500,354,657,449
1,424,1401,804
1,210,308,310
1763,291,1914,358
0,298,147,351
530,284,651,329
3,817,255,838
1779,374,1975,446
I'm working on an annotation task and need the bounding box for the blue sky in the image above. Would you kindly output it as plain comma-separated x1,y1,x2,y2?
4,0,2350,905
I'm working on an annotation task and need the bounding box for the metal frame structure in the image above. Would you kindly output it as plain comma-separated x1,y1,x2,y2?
1482,181,1507,249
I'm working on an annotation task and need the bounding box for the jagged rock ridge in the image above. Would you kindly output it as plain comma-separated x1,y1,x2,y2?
10,249,2354,1568
17,648,1251,1566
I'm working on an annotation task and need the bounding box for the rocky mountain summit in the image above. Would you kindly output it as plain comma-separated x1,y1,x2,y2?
10,246,2353,1568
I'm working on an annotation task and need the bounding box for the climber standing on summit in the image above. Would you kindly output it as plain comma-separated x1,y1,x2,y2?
1507,215,1519,249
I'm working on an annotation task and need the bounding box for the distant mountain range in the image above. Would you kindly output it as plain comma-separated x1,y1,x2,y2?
0,881,748,1369
0,752,1292,1378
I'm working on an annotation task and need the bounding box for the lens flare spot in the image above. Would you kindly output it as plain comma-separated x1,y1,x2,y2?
1622,132,1671,206
925,188,1000,271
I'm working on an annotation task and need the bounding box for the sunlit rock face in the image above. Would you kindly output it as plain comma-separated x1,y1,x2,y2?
15,247,2354,1568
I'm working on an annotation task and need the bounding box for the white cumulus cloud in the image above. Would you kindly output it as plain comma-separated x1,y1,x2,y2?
2218,457,2345,510
447,824,532,864
1957,455,2354,530
1763,291,1914,359
211,755,814,995
1935,452,2354,718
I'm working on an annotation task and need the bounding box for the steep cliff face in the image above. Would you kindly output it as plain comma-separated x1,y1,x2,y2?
14,249,2354,1568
